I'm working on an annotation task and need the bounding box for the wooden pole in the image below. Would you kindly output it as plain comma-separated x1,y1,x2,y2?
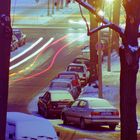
97,31,103,98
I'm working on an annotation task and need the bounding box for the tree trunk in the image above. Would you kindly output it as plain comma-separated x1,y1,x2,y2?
120,11,139,140
0,1,11,139
120,48,138,140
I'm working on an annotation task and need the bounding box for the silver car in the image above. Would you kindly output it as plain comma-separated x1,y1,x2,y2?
61,97,120,130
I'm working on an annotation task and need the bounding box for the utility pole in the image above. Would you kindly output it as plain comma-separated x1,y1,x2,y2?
0,0,12,140
97,31,103,98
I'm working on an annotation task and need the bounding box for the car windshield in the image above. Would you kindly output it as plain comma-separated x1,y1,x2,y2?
50,82,70,88
59,74,75,79
51,93,73,101
88,99,112,108
68,66,84,72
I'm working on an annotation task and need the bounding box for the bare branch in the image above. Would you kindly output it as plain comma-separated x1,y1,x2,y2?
88,23,113,36
75,0,124,38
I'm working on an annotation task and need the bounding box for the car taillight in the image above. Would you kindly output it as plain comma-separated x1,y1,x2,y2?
83,73,86,77
112,111,119,116
91,111,101,116
72,80,78,86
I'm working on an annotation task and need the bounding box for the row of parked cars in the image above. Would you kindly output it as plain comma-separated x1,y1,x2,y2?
38,57,120,130
11,28,26,51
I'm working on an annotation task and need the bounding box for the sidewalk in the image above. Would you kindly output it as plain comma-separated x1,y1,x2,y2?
11,1,80,27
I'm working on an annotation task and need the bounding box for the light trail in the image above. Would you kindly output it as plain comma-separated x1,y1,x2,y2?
12,34,85,81
10,38,54,70
9,35,68,77
10,37,43,62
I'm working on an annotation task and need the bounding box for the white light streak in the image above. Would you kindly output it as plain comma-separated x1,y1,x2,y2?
10,37,43,62
10,38,54,70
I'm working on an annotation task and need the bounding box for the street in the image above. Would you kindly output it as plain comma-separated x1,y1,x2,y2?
8,0,140,140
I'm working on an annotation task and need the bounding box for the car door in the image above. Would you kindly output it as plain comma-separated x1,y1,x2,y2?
40,92,50,112
66,100,80,122
76,100,88,122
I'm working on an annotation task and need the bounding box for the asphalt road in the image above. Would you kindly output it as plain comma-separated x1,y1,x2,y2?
8,27,89,112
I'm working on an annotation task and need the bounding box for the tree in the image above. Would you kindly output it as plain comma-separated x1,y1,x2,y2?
75,0,140,140
0,1,12,140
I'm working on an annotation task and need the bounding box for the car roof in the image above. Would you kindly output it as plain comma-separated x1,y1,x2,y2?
58,71,78,75
7,112,57,139
68,63,86,67
13,28,20,31
78,97,109,102
48,89,71,94
51,78,72,83
7,112,49,122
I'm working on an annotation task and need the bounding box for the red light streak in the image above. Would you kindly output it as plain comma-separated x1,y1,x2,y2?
11,34,85,82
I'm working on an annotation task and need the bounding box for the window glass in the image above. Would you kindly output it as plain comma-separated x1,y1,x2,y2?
59,74,75,79
71,100,79,107
67,66,84,72
50,82,70,88
51,93,73,101
79,101,87,107
88,99,112,108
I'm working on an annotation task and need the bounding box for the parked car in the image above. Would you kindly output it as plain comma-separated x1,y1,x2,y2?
56,71,81,92
13,28,26,46
72,57,90,71
61,97,120,130
66,63,90,86
78,83,98,98
48,78,80,99
38,90,74,118
6,112,58,140
11,35,19,51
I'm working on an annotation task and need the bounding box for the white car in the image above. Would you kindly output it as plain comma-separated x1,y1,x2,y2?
66,63,90,85
6,112,58,140
79,83,98,98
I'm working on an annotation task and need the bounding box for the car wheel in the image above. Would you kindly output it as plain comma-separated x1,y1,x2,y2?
44,110,50,118
80,118,86,129
62,114,68,125
109,124,116,130
38,107,42,114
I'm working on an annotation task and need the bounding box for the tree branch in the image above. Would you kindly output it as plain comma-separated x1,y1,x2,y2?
75,0,124,37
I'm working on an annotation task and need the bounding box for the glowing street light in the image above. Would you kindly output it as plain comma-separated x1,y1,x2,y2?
97,10,105,17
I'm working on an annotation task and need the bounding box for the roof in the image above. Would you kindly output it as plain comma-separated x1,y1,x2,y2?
68,63,87,67
48,89,71,94
51,78,72,83
78,97,109,102
58,71,79,75
7,112,51,123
